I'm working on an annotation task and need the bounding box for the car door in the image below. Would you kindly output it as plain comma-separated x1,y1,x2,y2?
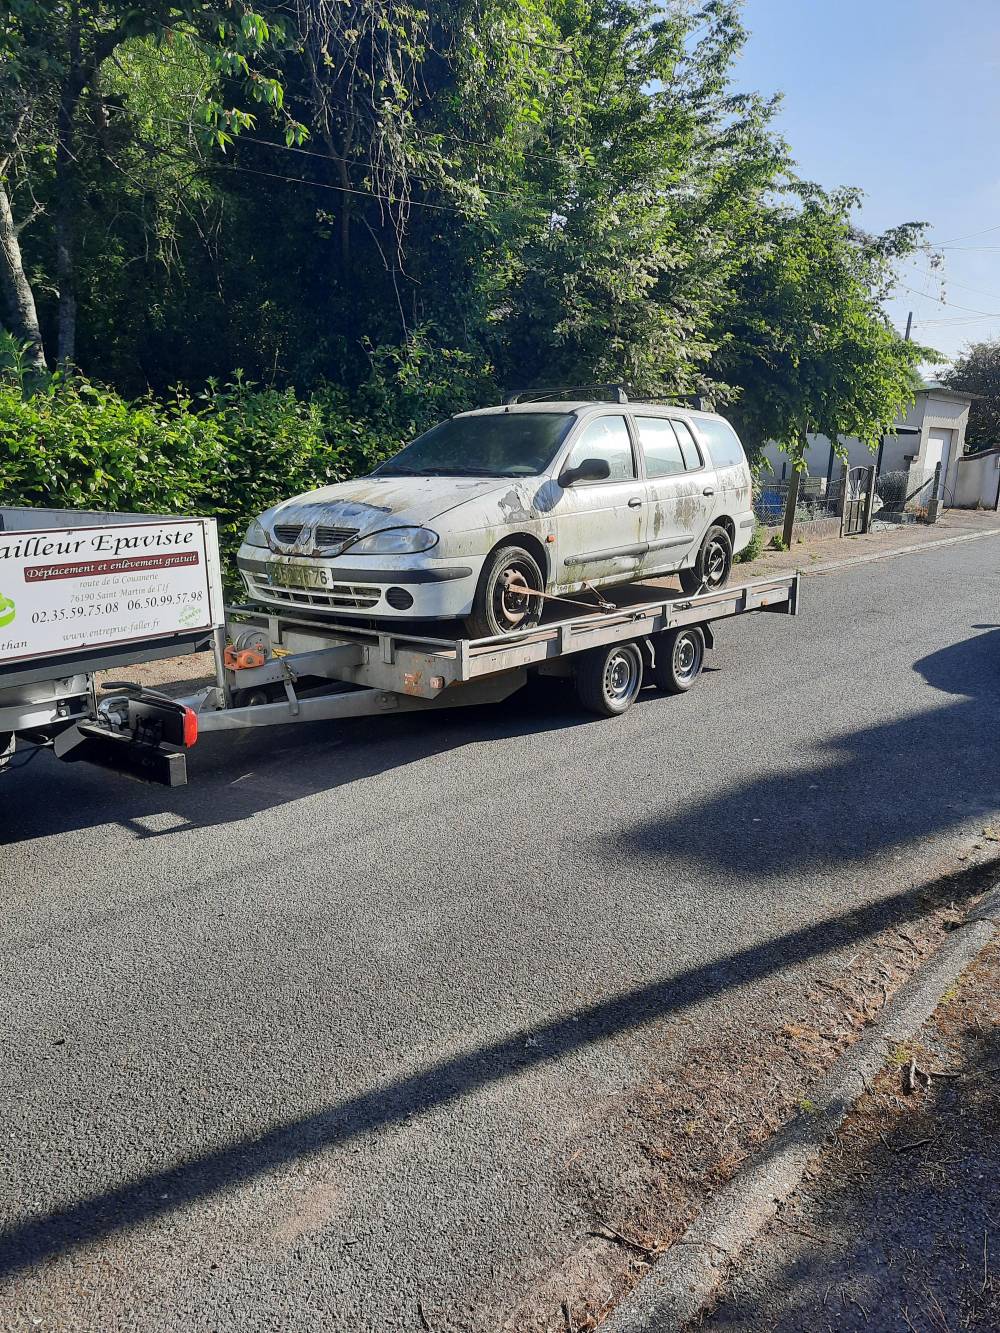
551,413,647,586
633,415,718,572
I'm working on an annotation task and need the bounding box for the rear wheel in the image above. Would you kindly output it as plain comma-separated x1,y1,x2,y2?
464,544,544,639
679,525,732,594
574,641,644,717
652,626,704,694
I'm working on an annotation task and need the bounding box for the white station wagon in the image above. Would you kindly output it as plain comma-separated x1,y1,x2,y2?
238,396,756,638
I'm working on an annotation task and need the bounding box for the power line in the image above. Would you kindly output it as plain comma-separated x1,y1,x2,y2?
935,220,1000,245
908,268,1000,307
208,158,502,219
895,280,1000,319
142,111,550,207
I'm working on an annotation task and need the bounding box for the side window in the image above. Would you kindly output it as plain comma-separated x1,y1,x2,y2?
564,415,635,481
635,417,685,478
671,419,704,471
696,417,747,469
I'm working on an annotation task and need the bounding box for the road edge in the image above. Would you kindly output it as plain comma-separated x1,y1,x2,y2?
600,883,1000,1333
797,523,1000,577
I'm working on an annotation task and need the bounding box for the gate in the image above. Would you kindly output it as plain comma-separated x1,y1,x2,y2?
841,465,875,536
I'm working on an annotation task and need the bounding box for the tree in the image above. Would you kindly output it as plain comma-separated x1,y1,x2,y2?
942,340,1000,450
0,1,305,370
484,0,788,397
711,184,926,465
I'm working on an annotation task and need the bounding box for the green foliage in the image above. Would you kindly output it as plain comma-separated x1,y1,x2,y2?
0,0,930,480
0,336,491,576
942,340,1000,450
735,519,763,564
712,185,927,464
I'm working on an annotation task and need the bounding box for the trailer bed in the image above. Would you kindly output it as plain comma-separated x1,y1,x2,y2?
188,573,799,732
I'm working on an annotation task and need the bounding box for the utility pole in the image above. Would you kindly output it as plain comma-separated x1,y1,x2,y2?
904,310,913,342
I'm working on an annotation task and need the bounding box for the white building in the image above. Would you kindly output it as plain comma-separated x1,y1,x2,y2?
758,384,973,505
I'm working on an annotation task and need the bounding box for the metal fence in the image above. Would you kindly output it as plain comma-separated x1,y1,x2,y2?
872,466,945,523
758,463,944,536
754,475,844,529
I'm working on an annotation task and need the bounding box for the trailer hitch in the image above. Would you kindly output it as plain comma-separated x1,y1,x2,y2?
51,683,199,786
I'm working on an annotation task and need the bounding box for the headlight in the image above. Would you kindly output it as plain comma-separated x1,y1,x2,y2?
349,526,439,554
244,518,269,548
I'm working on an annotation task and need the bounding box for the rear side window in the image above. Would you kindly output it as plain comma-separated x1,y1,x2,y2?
636,417,704,476
564,415,636,481
670,420,704,471
635,417,684,477
696,417,747,469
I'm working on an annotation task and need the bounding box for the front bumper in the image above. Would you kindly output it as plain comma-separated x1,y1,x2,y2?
237,547,480,619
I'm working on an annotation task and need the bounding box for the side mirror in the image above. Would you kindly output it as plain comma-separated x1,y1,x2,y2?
559,456,612,487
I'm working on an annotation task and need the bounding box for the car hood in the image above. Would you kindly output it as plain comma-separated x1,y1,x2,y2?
259,474,544,541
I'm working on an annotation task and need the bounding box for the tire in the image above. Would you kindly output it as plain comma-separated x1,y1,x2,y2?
574,641,644,717
678,524,733,594
652,626,704,694
464,544,544,639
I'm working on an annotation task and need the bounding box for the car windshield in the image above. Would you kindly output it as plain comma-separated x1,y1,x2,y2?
375,412,575,478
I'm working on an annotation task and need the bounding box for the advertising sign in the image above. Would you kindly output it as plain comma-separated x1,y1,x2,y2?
0,519,218,665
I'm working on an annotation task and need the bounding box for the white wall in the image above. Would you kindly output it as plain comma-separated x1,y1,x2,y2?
955,449,1000,509
757,390,972,505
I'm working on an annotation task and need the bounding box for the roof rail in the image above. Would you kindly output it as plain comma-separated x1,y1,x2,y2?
503,383,630,405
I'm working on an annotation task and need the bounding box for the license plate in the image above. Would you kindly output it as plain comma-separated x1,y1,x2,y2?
269,562,331,589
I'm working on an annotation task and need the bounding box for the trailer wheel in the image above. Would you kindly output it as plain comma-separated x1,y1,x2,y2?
652,626,705,694
679,525,732,594
0,731,13,773
574,642,644,717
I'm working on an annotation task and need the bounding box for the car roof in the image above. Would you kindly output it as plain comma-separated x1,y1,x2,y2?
456,400,728,423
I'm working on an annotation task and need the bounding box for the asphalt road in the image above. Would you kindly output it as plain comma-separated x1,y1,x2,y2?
2,538,1000,1331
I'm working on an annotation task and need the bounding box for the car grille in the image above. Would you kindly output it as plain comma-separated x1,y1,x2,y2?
270,523,359,549
246,574,380,612
315,525,358,547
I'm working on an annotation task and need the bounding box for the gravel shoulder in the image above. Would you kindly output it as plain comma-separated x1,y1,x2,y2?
701,934,1000,1333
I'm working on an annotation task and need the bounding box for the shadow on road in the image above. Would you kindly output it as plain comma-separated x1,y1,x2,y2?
607,627,1000,876
1,851,997,1282
0,675,598,846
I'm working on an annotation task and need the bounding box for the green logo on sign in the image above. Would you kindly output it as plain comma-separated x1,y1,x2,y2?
0,593,15,628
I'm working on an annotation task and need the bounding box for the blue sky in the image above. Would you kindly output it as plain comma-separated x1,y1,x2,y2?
731,0,1000,367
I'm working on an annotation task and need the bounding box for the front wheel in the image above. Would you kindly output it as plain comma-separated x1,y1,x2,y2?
464,544,544,639
574,641,644,717
678,525,733,595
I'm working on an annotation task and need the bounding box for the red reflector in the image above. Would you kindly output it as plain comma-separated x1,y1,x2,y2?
182,707,199,748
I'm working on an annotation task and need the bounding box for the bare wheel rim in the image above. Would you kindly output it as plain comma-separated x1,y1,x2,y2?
603,648,640,704
493,559,540,629
704,537,729,587
673,632,702,682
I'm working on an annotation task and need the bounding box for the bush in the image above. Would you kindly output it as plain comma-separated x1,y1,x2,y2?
735,518,764,563
0,331,496,584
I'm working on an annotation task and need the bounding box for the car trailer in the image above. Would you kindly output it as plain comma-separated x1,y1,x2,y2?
183,572,800,738
0,499,800,789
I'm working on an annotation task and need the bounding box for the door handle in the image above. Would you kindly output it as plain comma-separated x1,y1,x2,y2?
628,497,643,508
703,487,715,496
